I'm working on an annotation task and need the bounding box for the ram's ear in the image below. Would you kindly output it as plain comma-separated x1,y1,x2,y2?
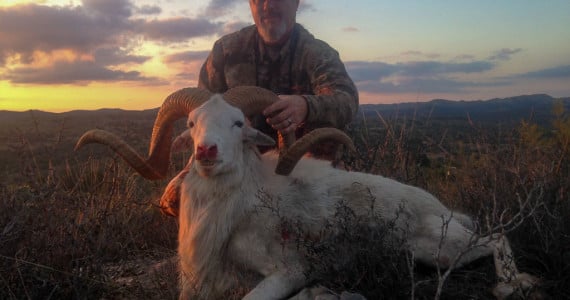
244,126,275,146
172,129,194,153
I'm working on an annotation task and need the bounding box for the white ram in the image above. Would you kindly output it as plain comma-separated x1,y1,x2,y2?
76,87,538,300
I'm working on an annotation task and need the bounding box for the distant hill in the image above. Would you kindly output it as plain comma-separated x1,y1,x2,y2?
358,94,570,126
1,94,569,131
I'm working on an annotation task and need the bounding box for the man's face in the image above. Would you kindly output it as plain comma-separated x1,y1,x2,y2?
249,0,299,44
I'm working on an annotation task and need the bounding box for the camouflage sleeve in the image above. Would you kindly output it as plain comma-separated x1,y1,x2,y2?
302,43,359,130
198,40,228,93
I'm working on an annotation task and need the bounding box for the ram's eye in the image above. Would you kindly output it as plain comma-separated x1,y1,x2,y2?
234,120,244,128
188,121,195,128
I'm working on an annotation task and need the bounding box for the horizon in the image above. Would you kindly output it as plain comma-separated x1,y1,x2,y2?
2,92,565,114
1,0,569,113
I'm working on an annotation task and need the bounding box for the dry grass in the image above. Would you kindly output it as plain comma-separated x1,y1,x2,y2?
0,107,568,299
0,114,180,299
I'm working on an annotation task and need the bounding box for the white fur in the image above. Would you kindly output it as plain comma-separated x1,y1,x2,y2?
176,95,537,299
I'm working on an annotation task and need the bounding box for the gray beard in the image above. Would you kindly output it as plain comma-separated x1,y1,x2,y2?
258,22,288,44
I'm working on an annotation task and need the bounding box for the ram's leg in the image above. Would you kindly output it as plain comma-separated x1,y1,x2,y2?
412,215,539,299
490,235,539,300
242,267,307,300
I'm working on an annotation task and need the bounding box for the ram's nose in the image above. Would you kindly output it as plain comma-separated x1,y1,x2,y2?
196,144,218,161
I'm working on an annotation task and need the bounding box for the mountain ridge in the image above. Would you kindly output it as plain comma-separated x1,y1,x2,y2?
2,94,569,126
357,94,570,125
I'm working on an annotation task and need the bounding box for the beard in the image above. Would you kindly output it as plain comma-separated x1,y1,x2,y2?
257,19,289,44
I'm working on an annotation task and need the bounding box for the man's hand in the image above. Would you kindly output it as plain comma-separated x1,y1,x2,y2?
263,95,308,134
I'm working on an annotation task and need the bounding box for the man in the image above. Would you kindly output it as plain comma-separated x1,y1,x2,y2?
199,0,358,155
159,0,358,217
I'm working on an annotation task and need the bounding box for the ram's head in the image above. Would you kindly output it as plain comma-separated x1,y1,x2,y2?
75,86,355,179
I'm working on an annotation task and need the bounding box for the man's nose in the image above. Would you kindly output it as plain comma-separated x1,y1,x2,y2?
262,0,278,9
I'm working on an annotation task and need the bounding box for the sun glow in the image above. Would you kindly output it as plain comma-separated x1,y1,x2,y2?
0,0,30,6
0,81,176,113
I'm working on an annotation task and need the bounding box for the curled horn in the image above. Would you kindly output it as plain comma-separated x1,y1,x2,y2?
75,88,213,180
275,128,356,175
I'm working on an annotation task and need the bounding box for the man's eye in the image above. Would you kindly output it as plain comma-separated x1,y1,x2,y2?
234,121,244,128
188,121,195,128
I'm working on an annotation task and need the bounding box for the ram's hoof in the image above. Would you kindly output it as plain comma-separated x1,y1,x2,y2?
492,273,542,300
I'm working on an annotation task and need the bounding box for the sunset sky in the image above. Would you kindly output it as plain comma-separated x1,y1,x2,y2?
1,0,569,112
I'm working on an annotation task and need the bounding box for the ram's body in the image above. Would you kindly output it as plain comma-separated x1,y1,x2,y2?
174,96,535,300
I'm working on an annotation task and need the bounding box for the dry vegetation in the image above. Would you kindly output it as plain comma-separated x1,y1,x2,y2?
0,103,568,299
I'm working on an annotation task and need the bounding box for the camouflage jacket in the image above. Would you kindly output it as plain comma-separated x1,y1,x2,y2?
198,24,359,139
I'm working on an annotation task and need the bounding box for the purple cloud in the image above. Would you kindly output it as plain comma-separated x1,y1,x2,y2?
356,77,511,94
81,0,133,19
135,5,162,15
0,1,223,85
163,51,211,64
204,0,242,18
346,59,504,94
134,18,221,42
93,47,151,66
342,26,359,33
0,4,128,65
488,48,523,61
346,60,495,82
345,61,397,82
515,65,570,79
401,51,441,59
398,61,494,76
3,60,160,84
